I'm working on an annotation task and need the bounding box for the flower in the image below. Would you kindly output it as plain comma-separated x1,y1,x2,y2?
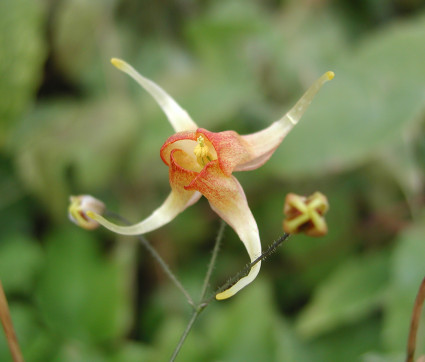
68,195,105,230
283,192,329,236
87,58,334,300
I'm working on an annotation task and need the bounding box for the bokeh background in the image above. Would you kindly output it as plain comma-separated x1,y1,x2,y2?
1,0,425,361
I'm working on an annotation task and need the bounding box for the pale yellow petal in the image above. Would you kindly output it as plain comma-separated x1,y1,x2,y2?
87,190,201,235
111,58,198,132
235,71,334,171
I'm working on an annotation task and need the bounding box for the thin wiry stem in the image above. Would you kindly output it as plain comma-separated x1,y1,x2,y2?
105,211,196,308
200,221,225,301
170,230,291,361
406,276,425,362
170,222,226,362
169,308,200,362
0,280,24,362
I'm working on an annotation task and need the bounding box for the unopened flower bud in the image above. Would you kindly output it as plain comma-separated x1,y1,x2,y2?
283,192,329,237
68,195,105,230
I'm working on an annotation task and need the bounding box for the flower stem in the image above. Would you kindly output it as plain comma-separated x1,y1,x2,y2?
169,221,226,362
406,275,425,362
105,211,196,309
169,230,291,361
200,221,225,300
0,280,24,362
169,308,200,362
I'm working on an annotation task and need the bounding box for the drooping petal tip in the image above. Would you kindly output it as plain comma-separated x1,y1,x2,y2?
326,71,335,80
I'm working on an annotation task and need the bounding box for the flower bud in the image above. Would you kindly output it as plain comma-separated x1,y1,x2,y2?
283,192,329,237
68,195,105,230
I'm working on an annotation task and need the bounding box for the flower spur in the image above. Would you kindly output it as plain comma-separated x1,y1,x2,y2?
87,58,334,300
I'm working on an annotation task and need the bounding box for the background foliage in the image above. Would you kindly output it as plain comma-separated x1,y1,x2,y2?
1,0,425,360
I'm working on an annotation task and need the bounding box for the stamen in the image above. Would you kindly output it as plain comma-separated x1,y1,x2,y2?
193,135,213,166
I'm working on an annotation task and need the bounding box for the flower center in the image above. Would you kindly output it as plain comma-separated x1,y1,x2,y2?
193,135,213,166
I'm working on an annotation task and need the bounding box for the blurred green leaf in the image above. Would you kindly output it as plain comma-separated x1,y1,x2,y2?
0,303,56,362
52,341,107,362
110,342,153,362
296,251,390,338
203,279,312,361
10,98,138,218
0,234,43,294
270,13,425,177
36,227,129,344
378,132,424,215
274,318,314,362
362,352,405,362
0,0,46,148
382,214,425,354
52,0,118,92
308,315,382,362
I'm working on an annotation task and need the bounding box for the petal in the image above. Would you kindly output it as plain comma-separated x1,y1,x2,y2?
234,71,335,171
198,128,251,176
87,149,201,235
160,131,197,167
185,161,262,300
111,58,198,132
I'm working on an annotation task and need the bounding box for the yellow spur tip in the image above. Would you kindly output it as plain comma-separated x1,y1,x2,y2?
110,58,125,69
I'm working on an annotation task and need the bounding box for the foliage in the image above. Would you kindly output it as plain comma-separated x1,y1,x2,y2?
1,0,425,360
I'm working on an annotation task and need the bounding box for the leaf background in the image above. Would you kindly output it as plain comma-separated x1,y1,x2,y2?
1,0,425,360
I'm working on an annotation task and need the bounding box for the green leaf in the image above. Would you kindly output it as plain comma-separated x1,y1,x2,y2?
0,303,56,362
52,0,117,92
269,13,425,177
0,0,46,148
362,352,405,362
36,227,129,344
110,342,153,362
382,215,425,354
296,251,390,338
308,316,383,362
203,279,313,361
10,98,138,218
0,234,43,294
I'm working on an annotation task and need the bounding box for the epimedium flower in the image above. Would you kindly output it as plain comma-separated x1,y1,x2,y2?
87,58,334,300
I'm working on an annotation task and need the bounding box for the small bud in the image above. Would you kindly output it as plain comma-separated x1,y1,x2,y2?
68,195,105,230
283,192,329,237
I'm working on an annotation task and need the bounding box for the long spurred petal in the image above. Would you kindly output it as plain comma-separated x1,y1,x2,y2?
235,71,334,171
87,190,201,235
185,161,262,299
87,148,202,235
111,58,198,132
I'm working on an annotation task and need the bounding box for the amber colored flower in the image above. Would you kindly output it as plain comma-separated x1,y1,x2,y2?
87,59,334,299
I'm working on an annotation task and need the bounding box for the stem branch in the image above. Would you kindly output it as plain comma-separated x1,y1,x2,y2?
170,221,226,361
169,230,291,361
0,280,24,362
200,221,225,300
106,211,196,308
406,276,425,362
